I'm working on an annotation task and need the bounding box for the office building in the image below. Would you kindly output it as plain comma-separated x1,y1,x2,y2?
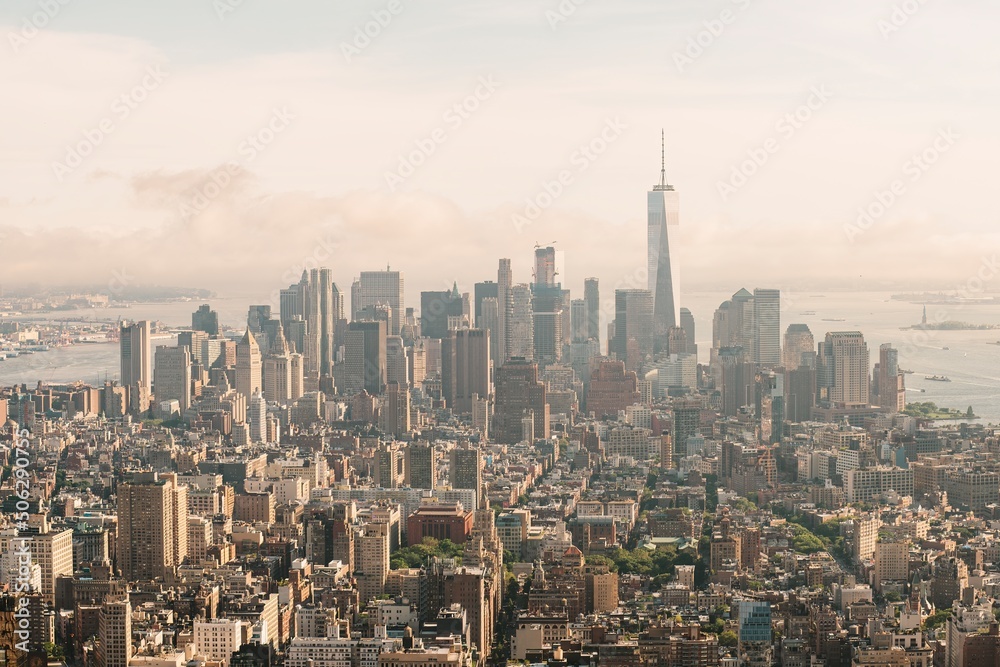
648,133,681,349
817,332,871,408
441,329,491,414
450,444,482,498
508,285,534,361
354,270,404,335
344,320,387,395
236,328,263,401
405,443,436,490
421,287,469,339
783,324,815,370
613,289,654,371
120,320,151,412
493,359,549,444
192,304,220,336
753,288,781,367
876,343,906,413
584,277,600,344
153,345,192,415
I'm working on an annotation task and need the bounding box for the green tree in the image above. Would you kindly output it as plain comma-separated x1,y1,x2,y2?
719,630,738,647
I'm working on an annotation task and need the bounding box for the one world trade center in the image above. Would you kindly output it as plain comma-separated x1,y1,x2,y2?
648,130,680,352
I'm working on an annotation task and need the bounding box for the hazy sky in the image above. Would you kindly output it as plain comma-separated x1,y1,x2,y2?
1,0,997,302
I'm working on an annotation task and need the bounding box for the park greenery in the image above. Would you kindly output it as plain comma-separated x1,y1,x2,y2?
389,537,465,569
903,402,976,420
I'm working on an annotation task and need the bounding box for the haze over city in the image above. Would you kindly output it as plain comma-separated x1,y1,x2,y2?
2,0,998,295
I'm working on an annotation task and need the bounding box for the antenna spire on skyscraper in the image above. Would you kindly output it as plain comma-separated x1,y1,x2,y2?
660,129,666,189
655,129,672,191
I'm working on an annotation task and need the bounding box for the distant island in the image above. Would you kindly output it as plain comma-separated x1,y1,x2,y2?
892,292,1000,304
903,402,977,420
901,321,1000,330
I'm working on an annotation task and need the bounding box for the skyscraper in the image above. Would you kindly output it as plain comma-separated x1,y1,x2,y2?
679,307,697,356
118,472,188,581
420,286,469,339
533,246,557,287
584,277,600,344
405,443,436,489
344,320,387,394
648,131,680,350
354,269,404,335
473,281,499,326
497,259,513,363
613,289,654,370
441,328,492,414
120,320,151,408
153,345,192,415
192,304,219,336
493,358,549,444
753,288,781,367
817,331,871,408
783,324,815,370
877,343,906,413
450,443,483,498
508,284,534,360
381,381,411,436
570,299,588,342
236,328,262,401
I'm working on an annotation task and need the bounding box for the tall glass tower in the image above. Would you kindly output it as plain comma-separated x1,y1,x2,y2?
648,131,680,350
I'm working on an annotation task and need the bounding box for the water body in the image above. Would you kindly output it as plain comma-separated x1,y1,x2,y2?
2,292,998,422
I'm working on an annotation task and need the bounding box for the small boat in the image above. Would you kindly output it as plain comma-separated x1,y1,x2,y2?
925,375,951,382
942,347,949,351
822,318,845,322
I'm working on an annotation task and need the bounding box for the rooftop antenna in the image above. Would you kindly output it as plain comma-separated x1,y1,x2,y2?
654,129,674,192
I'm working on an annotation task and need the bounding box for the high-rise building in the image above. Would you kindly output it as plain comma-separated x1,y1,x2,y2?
153,345,192,415
192,303,220,336
493,358,549,444
679,307,697,356
344,320,387,394
753,289,781,367
584,278,600,344
497,259,513,363
719,347,753,417
354,270,404,335
441,329,492,414
533,246,557,287
817,332,871,408
585,360,640,419
120,320,151,412
421,286,469,339
383,336,407,388
248,390,267,442
480,297,500,367
263,323,304,404
648,132,680,350
381,381,411,436
474,281,499,327
236,329,263,402
570,299,588,343
405,443,436,489
783,324,814,370
508,285,534,361
118,472,188,581
97,596,132,667
876,343,906,413
355,523,390,607
613,289,653,370
450,444,482,499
